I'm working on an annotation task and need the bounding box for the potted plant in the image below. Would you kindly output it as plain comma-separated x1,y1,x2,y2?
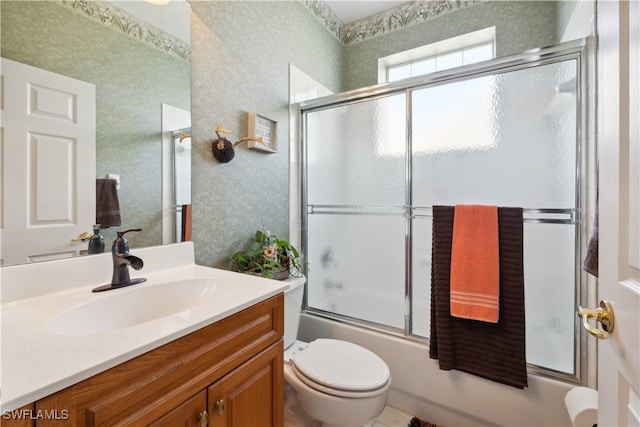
229,230,304,280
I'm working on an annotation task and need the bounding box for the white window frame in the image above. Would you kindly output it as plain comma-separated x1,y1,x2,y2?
378,27,496,83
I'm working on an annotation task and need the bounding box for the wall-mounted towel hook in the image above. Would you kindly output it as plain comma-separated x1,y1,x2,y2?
179,132,191,142
212,124,265,163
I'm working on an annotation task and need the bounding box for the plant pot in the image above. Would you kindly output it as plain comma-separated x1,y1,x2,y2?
270,269,290,280
242,267,289,281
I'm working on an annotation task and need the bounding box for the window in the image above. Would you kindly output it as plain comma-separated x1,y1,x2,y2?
378,27,496,83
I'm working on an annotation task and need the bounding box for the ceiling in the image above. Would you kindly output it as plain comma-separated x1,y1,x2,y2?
110,0,191,44
325,1,409,24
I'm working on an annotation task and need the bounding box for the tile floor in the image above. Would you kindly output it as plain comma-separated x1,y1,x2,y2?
372,405,414,427
284,380,414,426
284,396,413,427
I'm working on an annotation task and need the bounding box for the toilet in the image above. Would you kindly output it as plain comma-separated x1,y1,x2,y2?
283,278,391,427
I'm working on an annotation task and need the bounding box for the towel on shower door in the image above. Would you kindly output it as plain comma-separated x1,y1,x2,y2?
96,179,121,228
583,186,598,277
450,205,500,323
429,205,527,389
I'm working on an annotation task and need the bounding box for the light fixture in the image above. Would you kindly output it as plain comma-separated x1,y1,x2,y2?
145,0,170,5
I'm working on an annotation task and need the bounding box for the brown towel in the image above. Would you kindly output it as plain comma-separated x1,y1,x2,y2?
430,205,527,389
583,188,598,277
96,179,121,228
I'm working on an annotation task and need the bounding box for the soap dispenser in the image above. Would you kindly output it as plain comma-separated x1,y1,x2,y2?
87,224,105,254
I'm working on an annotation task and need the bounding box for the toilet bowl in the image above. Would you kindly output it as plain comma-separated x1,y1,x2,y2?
283,278,390,427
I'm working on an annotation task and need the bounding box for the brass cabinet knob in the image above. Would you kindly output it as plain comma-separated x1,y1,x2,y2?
198,410,208,427
577,300,614,339
214,399,225,415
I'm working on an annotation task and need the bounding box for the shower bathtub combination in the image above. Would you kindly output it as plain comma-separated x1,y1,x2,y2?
297,39,593,426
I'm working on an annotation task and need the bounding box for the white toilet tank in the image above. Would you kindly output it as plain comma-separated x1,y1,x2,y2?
284,277,306,349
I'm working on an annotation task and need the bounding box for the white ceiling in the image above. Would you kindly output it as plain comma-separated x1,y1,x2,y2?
325,0,408,24
108,0,191,44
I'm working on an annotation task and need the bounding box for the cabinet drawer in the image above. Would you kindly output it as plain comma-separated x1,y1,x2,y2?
36,294,284,426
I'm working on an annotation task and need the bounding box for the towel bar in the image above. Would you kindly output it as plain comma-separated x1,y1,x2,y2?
306,204,578,225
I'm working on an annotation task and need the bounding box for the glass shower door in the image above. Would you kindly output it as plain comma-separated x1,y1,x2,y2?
305,93,408,329
302,40,584,377
410,60,579,373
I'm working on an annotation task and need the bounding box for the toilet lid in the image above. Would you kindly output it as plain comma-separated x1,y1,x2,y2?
290,339,390,392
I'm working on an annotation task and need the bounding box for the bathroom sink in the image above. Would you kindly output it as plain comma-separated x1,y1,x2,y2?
46,278,218,335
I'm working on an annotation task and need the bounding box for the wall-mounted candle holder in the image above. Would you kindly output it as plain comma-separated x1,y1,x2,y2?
212,124,265,163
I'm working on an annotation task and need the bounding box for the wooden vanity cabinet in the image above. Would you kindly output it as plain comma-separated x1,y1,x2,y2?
148,390,207,427
1,403,37,427
149,343,283,427
206,341,283,427
32,294,284,427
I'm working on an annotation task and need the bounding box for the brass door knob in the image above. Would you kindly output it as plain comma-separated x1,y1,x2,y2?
577,300,614,339
72,231,92,242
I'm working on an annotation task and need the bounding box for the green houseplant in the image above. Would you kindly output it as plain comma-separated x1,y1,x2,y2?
229,230,303,280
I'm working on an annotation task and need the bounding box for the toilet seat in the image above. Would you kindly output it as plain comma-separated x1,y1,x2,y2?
289,339,390,398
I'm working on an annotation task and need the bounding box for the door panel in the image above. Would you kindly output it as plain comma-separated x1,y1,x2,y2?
596,1,640,425
208,342,283,427
0,58,96,265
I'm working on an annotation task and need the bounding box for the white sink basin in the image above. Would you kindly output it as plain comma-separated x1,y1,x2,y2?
46,278,217,335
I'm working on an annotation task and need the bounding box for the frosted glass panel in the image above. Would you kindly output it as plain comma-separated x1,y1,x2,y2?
306,93,406,206
524,223,576,373
412,60,577,208
411,218,432,337
411,220,576,373
306,214,405,329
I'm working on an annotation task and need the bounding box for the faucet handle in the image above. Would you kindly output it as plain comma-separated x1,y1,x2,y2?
116,228,142,238
113,228,143,255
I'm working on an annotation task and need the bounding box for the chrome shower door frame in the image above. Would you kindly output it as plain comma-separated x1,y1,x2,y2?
299,38,590,383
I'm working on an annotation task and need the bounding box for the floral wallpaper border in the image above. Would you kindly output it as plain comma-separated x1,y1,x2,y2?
303,0,483,46
56,0,190,62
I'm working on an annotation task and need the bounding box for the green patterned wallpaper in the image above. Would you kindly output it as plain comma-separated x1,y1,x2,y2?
190,0,342,268
1,1,190,250
190,0,570,269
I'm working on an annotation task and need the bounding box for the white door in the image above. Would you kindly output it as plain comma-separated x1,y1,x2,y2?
0,58,96,265
596,1,640,425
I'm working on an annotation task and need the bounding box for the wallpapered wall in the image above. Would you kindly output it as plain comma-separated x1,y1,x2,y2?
1,0,574,270
190,0,572,269
0,1,190,250
190,1,342,268
342,1,561,91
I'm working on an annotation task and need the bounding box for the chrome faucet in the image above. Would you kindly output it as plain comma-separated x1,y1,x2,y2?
92,228,146,292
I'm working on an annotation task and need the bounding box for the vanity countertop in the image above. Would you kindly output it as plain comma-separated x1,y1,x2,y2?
0,242,290,412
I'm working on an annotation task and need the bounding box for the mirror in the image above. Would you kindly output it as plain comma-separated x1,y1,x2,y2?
0,0,191,266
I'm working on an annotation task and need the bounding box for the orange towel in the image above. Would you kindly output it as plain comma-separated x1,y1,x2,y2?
450,205,500,323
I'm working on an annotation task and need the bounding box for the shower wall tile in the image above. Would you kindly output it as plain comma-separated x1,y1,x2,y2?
288,65,334,250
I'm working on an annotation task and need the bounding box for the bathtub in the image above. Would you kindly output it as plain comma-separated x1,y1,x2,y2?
309,288,419,332
298,311,575,427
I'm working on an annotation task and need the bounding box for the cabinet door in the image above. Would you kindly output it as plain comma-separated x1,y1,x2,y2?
149,390,207,427
208,341,284,427
1,403,36,427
